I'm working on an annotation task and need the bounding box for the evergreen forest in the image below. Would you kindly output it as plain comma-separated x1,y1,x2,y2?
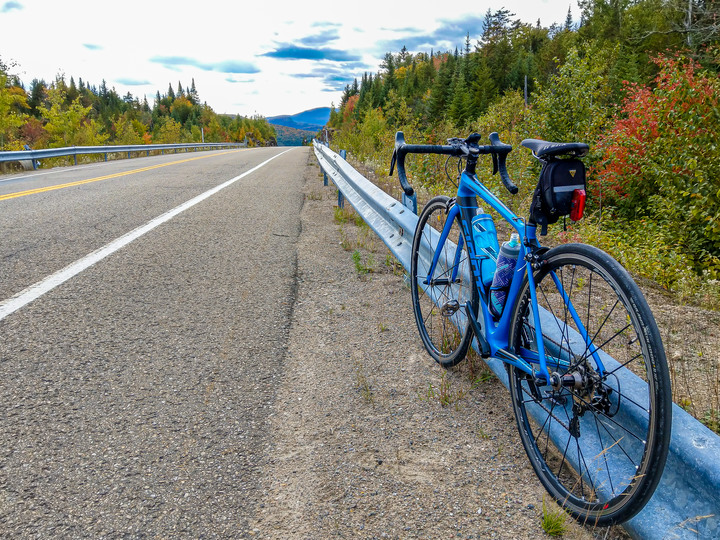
0,62,277,156
328,1,720,306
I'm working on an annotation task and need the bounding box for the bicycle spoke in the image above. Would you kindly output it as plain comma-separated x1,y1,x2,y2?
594,415,617,497
580,296,621,356
605,351,644,376
533,390,558,449
594,415,637,470
557,427,573,491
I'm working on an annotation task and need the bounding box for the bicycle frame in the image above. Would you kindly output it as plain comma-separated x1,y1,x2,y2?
424,168,607,385
399,131,671,526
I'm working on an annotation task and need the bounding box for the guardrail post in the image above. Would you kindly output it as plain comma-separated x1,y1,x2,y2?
104,153,108,162
23,145,39,170
402,192,417,214
337,150,347,208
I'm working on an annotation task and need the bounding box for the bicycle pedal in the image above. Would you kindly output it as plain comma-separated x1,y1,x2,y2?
440,300,460,316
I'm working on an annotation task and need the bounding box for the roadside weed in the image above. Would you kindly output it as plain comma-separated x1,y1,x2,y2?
334,206,353,224
384,254,404,276
541,496,569,536
420,372,468,410
352,250,374,275
354,361,373,404
339,227,352,251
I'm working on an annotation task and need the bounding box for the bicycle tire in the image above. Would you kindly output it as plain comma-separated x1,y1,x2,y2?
410,196,478,367
507,243,671,525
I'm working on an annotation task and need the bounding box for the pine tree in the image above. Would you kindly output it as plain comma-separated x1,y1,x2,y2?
398,46,410,66
565,6,574,31
67,77,79,103
470,57,497,116
189,78,199,104
448,64,471,126
28,79,46,117
381,52,396,96
429,54,454,119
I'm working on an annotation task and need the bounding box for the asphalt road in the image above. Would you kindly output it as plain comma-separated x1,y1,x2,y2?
0,148,306,537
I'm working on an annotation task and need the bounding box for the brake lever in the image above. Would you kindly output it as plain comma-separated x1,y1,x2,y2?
465,133,482,145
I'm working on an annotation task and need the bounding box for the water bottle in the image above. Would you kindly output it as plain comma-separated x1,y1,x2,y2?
489,233,521,319
470,213,499,287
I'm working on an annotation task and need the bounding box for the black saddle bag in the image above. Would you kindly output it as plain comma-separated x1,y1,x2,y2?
530,158,586,235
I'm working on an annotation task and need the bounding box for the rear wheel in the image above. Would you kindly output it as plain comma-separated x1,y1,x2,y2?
410,196,478,367
508,243,671,525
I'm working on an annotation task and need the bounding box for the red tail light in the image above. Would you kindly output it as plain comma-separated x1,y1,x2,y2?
570,189,586,221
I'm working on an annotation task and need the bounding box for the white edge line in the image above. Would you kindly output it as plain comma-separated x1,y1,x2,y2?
0,149,293,322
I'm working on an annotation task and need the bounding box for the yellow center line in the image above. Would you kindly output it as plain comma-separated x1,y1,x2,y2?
0,150,241,202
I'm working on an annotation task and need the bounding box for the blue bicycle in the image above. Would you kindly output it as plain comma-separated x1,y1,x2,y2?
390,132,671,525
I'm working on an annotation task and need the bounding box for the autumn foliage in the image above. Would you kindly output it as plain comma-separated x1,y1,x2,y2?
594,53,720,274
0,71,276,152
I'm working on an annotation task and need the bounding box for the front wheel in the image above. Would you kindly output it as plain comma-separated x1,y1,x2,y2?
410,196,478,367
508,243,671,525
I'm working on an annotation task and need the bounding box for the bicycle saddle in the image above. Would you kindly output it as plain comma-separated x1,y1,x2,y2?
521,139,589,159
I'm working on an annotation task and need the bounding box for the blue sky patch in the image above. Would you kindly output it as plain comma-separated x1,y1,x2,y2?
150,56,260,74
261,46,361,63
115,78,151,86
298,29,340,47
1,1,22,13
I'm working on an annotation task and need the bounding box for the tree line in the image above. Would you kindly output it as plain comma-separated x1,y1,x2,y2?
328,0,720,302
0,58,276,153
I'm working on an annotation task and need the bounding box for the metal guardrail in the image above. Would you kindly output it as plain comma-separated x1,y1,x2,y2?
313,139,720,540
0,142,247,169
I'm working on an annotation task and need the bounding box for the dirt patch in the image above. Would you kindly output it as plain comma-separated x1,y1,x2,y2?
248,151,628,539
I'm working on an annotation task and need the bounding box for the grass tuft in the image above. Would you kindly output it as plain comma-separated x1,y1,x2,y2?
354,361,374,404
541,496,569,536
352,250,374,275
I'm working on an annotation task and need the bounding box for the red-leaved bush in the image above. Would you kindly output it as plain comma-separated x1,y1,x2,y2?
593,52,720,275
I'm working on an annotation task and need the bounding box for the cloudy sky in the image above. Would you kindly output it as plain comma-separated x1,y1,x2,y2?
1,1,576,118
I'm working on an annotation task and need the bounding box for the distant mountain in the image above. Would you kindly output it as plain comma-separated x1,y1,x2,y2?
267,107,331,132
272,124,316,147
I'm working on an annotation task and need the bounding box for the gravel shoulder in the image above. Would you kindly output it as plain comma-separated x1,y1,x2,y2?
249,150,628,539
